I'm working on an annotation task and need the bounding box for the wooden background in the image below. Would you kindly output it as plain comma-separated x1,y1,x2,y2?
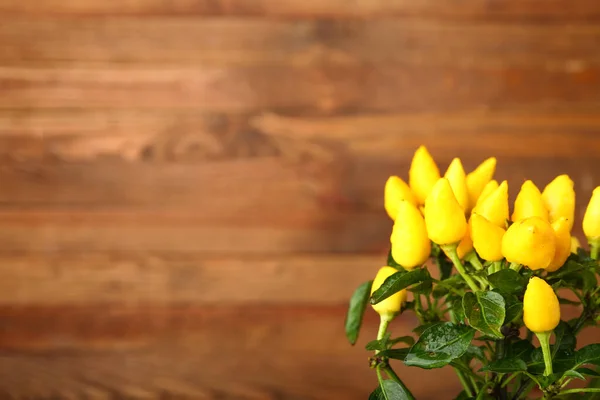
0,0,600,398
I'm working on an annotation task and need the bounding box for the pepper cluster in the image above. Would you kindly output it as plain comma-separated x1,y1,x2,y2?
346,146,600,400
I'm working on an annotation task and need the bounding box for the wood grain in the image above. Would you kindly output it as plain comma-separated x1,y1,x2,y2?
0,0,599,19
1,64,599,113
0,253,380,305
2,19,600,66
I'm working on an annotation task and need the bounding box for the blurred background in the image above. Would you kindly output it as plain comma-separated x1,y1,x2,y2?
0,0,600,398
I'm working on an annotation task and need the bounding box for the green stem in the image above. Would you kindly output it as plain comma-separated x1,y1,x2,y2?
382,365,416,400
455,368,475,398
509,262,522,272
536,331,553,376
557,388,600,396
466,252,484,271
443,244,480,292
377,317,390,342
475,382,493,400
591,241,599,260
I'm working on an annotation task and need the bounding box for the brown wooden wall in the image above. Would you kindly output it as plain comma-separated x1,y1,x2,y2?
1,1,600,398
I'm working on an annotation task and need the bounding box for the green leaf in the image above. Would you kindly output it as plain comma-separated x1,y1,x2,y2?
380,348,410,361
452,296,466,323
577,344,600,367
389,336,416,347
553,321,577,356
345,280,372,345
404,322,475,369
564,370,586,380
465,345,486,362
408,278,433,295
506,340,535,360
488,269,526,295
366,335,414,351
369,380,411,400
366,334,391,351
432,275,464,298
578,367,600,377
462,291,505,339
371,269,430,305
502,294,523,325
413,322,440,336
481,358,527,373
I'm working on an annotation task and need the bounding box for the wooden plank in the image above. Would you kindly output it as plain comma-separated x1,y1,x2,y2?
3,111,600,161
0,0,599,19
2,19,600,66
1,64,599,112
0,304,462,399
0,253,380,305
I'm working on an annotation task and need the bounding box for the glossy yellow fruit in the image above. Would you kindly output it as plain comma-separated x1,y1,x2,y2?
542,174,575,231
501,217,556,270
466,157,497,211
475,180,499,207
444,217,473,260
512,180,549,222
409,146,441,205
473,180,509,228
471,213,505,261
523,277,560,333
444,158,469,211
384,176,418,220
571,236,581,254
424,178,468,245
546,217,571,272
390,201,431,269
583,187,600,239
371,266,407,318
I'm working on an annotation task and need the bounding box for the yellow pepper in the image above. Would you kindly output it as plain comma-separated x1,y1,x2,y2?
473,180,509,228
384,176,418,220
512,180,549,222
466,157,497,211
444,158,469,211
501,216,556,270
542,174,575,232
457,218,474,259
546,217,571,272
471,213,505,261
523,277,560,333
424,178,467,245
390,200,431,269
583,186,600,240
475,180,499,207
443,217,473,260
570,236,581,254
371,266,407,318
409,146,441,205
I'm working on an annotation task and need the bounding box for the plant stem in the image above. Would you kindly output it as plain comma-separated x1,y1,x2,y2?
377,317,390,342
455,368,475,398
509,262,522,272
536,331,553,376
467,252,484,270
443,244,480,292
476,382,493,400
557,388,600,396
591,241,599,260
